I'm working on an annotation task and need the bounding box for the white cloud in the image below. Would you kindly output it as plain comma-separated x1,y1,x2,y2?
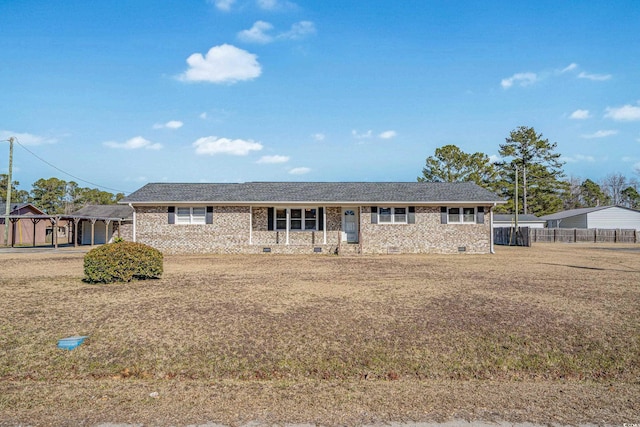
257,155,289,164
501,72,537,89
153,120,183,130
178,44,261,84
289,167,310,175
193,136,262,156
278,21,316,40
622,156,636,162
257,0,296,10
352,129,372,139
564,154,596,163
489,154,500,163
210,0,235,11
238,21,274,44
581,130,618,139
199,112,207,119
605,102,640,122
104,136,162,150
379,130,397,139
569,109,591,120
561,63,578,73
311,133,325,142
0,130,57,145
578,71,612,81
239,20,315,44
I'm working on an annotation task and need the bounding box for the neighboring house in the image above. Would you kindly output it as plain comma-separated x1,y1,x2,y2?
493,214,546,229
70,205,134,245
540,206,640,230
0,202,53,246
121,182,505,255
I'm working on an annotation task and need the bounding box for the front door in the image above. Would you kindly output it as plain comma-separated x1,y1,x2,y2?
343,208,359,243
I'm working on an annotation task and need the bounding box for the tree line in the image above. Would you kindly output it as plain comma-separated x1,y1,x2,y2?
418,126,640,216
1,176,123,215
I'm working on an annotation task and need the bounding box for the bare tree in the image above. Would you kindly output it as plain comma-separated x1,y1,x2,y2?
601,173,627,206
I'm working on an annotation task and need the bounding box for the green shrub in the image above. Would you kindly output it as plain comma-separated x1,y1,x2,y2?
84,241,163,283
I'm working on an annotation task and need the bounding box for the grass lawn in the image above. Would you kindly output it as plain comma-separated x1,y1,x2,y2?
0,244,639,426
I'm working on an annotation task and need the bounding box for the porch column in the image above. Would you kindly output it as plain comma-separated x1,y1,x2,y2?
30,218,41,247
104,219,111,242
90,218,97,246
131,205,136,242
249,206,253,245
323,206,327,244
50,218,58,249
9,218,19,247
73,219,78,247
490,206,495,254
286,208,290,245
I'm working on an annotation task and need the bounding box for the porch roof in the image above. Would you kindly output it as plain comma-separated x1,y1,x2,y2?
122,182,505,205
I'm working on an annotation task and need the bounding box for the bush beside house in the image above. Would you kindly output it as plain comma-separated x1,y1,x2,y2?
84,241,163,283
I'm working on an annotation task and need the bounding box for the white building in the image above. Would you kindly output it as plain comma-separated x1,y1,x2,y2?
493,214,546,229
539,206,640,230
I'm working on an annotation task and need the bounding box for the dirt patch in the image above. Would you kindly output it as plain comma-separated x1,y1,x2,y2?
0,244,638,426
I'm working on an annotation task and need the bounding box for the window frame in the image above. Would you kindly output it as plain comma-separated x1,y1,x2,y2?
274,207,319,231
447,206,477,224
175,207,207,225
376,206,408,224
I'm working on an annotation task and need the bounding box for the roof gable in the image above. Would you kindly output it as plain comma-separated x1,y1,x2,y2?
122,182,505,204
0,202,45,215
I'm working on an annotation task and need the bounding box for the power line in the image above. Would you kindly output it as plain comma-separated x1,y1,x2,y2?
11,138,133,194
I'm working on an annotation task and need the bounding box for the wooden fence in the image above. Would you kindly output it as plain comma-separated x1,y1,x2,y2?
529,228,638,243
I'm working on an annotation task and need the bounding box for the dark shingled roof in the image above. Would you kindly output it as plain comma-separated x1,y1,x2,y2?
122,182,504,204
70,205,134,219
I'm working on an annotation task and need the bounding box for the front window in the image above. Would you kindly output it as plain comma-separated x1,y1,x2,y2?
378,207,407,224
448,207,476,224
176,207,206,224
275,207,318,230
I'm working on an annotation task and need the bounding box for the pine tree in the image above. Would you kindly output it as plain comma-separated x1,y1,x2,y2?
495,126,566,216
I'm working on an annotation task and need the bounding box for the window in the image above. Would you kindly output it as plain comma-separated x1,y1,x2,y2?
275,207,318,231
176,207,206,224
448,207,476,224
377,207,408,224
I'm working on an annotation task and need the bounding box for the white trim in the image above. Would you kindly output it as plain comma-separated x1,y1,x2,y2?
123,200,506,207
323,206,327,244
129,203,136,242
490,205,495,254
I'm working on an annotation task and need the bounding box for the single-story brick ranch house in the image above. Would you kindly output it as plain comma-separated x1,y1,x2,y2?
120,182,505,255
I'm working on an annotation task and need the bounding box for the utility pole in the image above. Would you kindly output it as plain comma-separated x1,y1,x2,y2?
514,164,519,228
3,137,14,246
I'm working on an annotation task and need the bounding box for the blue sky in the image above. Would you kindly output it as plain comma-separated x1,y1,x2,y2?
1,0,639,195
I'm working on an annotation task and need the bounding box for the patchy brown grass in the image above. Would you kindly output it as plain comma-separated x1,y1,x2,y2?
0,244,639,426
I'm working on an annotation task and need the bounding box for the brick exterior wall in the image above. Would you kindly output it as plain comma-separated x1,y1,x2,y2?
132,205,492,255
360,206,490,254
